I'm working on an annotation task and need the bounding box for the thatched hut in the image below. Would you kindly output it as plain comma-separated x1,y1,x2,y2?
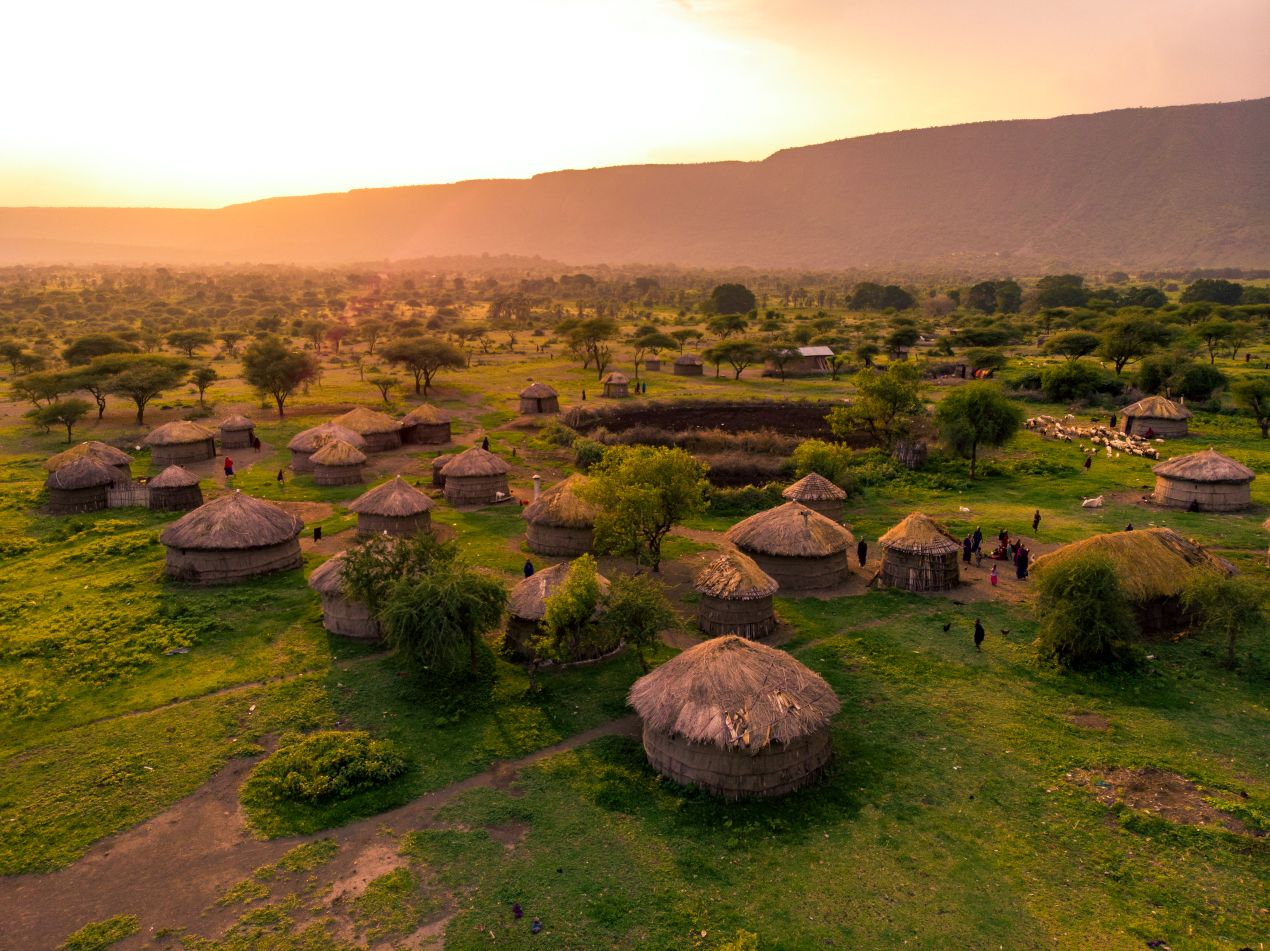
505,560,611,660
1031,527,1236,634
310,439,367,486
160,491,304,584
217,414,256,450
673,354,704,376
331,406,403,452
400,404,453,445
523,474,596,556
348,475,434,537
308,552,380,640
441,447,511,505
1119,395,1192,438
288,423,367,472
1151,448,1255,511
601,371,630,398
725,502,854,591
878,512,960,592
694,550,779,640
782,473,847,522
45,441,132,481
518,382,560,415
45,457,118,514
431,453,455,487
147,465,203,511
645,357,662,372
144,421,216,466
628,635,840,799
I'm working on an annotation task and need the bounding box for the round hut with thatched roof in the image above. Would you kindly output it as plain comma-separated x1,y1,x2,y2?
523,474,596,556
601,371,630,398
145,421,216,466
160,491,303,584
505,560,611,660
431,453,455,487
878,512,960,592
673,354,704,376
782,473,847,523
310,439,367,486
441,447,511,505
308,552,380,640
46,441,132,482
45,457,118,514
518,382,560,415
1151,448,1255,512
288,423,367,473
217,414,256,450
400,404,453,445
147,465,203,511
1031,527,1236,634
348,475,434,537
725,502,854,591
1119,395,1192,438
628,635,840,799
694,550,779,640
331,406,403,452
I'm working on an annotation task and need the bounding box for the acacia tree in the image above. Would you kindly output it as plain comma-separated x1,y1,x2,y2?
368,374,399,402
62,333,136,366
630,331,676,381
1098,316,1169,374
703,340,762,380
934,381,1022,478
561,317,619,379
1036,554,1139,671
383,338,466,395
10,370,67,408
167,330,213,357
764,344,798,381
242,336,318,417
1232,377,1270,438
190,366,218,407
30,398,91,442
1042,331,1100,361
102,356,190,425
829,361,924,450
358,319,386,354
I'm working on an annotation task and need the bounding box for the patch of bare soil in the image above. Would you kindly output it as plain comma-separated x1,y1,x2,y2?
1069,767,1255,835
1067,712,1112,731
275,500,335,523
485,822,529,849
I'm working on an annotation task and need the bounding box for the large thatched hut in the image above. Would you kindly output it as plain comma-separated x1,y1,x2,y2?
725,502,854,591
782,473,847,522
1031,527,1236,634
441,447,510,505
628,635,840,799
309,439,367,486
1151,448,1255,511
400,404,453,445
505,560,611,660
45,441,132,481
217,414,256,450
694,550,779,640
45,457,118,514
308,552,380,640
1119,395,1192,438
878,512,960,592
673,354,704,376
348,475,434,537
331,406,403,452
601,371,630,398
159,491,304,584
287,423,367,472
147,465,203,511
518,382,560,415
144,421,216,466
523,475,596,556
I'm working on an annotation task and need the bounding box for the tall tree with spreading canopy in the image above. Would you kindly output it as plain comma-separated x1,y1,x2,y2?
560,317,619,379
62,333,137,366
101,355,190,425
30,398,91,442
828,361,923,450
382,337,466,395
934,381,1022,477
709,283,756,315
242,335,318,417
166,330,213,357
703,339,763,379
190,366,218,407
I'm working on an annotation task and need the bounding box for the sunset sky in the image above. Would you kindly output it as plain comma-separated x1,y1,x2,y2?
5,0,1268,208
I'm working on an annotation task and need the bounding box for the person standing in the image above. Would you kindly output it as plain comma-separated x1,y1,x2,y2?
856,538,867,567
1084,454,1092,471
1125,522,1133,532
1032,509,1041,532
1109,413,1117,429
974,619,985,651
276,468,285,486
962,535,973,564
481,436,490,451
223,456,234,479
523,558,535,578
1018,546,1030,579
972,526,983,553
990,565,998,586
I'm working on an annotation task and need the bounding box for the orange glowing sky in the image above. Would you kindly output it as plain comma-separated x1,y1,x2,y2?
4,0,1268,208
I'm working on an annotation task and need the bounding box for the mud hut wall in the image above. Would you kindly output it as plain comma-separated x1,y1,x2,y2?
1122,416,1187,438
402,422,452,445
318,593,380,640
290,449,316,472
1152,477,1251,512
800,498,844,523
355,511,432,538
602,381,629,398
444,473,510,505
47,485,109,514
359,431,402,453
148,485,204,511
313,464,365,486
520,396,560,415
697,593,776,640
151,439,216,466
673,363,704,377
525,522,593,557
879,549,960,591
642,725,832,799
164,539,302,584
219,428,255,450
740,550,849,591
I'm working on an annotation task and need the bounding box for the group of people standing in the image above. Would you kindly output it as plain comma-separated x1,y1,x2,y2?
962,513,1037,582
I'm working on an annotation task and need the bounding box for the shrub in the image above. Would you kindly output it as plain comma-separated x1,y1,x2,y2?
1035,555,1139,670
1040,360,1121,402
707,482,785,517
1180,573,1264,668
573,437,605,470
790,439,855,492
243,731,408,805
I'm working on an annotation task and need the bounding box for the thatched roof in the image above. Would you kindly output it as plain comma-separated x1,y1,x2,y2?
348,476,435,515
144,420,216,446
45,456,119,490
441,446,510,477
782,472,847,503
508,560,610,620
1031,527,1235,601
148,465,201,489
287,423,368,452
694,550,779,600
1120,395,1192,420
725,502,854,557
401,403,452,425
331,406,403,435
218,414,255,431
159,491,304,550
45,441,131,472
674,354,703,365
309,438,367,467
522,474,596,528
878,512,960,555
628,635,840,750
520,382,557,398
1152,448,1255,484
603,371,629,384
307,551,348,596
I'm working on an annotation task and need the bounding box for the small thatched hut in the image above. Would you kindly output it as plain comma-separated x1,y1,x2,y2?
725,502,854,591
628,635,840,799
441,447,511,505
310,439,367,486
523,475,596,556
505,560,611,660
601,371,630,398
144,421,216,466
160,491,304,584
45,457,118,514
348,475,434,537
645,357,662,372
45,441,132,481
218,414,256,450
288,423,367,472
1119,395,1192,438
782,473,847,522
518,382,560,415
878,512,960,592
400,404,453,445
1151,448,1255,511
1031,527,1236,634
694,550,779,640
673,354,704,376
308,552,380,640
147,465,203,511
331,406,403,452
431,453,455,487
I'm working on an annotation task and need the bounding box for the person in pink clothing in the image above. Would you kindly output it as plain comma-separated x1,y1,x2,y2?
990,564,998,586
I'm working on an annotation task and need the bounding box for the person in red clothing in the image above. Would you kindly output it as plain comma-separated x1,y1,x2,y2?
224,456,234,479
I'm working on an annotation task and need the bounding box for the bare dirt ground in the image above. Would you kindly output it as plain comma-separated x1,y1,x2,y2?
1069,767,1258,837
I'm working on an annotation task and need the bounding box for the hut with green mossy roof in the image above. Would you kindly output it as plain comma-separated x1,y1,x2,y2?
878,512,961,592
348,476,434,537
1151,448,1255,512
308,551,380,640
725,501,854,591
523,474,596,556
45,457,119,514
160,491,303,584
144,421,216,466
694,550,779,640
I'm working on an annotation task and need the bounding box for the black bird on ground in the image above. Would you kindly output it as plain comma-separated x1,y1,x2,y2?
942,622,952,632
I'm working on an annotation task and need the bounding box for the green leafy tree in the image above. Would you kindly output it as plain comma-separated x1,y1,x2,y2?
1181,573,1264,669
358,319,387,354
703,340,762,380
534,555,611,668
600,574,677,672
934,382,1022,477
218,331,244,356
1035,274,1089,309
0,339,25,374
382,337,466,395
670,329,696,352
189,366,218,407
709,283,756,315
764,343,798,381
706,314,749,339
368,374,399,402
855,342,881,367
1042,331,1100,360
1232,377,1270,437
828,362,923,450
790,439,855,492
29,398,91,442
1192,319,1235,364
883,326,919,355
301,318,331,352
10,370,67,407
1098,316,1169,374
848,282,914,311
62,333,137,366
560,317,619,379
1180,278,1243,305
242,335,318,417
1035,554,1139,671
630,331,676,381
1040,361,1113,402
102,355,190,425
966,281,998,313
166,329,213,357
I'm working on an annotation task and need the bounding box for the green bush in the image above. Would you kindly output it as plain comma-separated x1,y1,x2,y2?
535,417,578,448
243,731,408,805
707,482,785,516
573,437,605,470
1040,360,1122,402
790,439,856,494
1035,555,1139,671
